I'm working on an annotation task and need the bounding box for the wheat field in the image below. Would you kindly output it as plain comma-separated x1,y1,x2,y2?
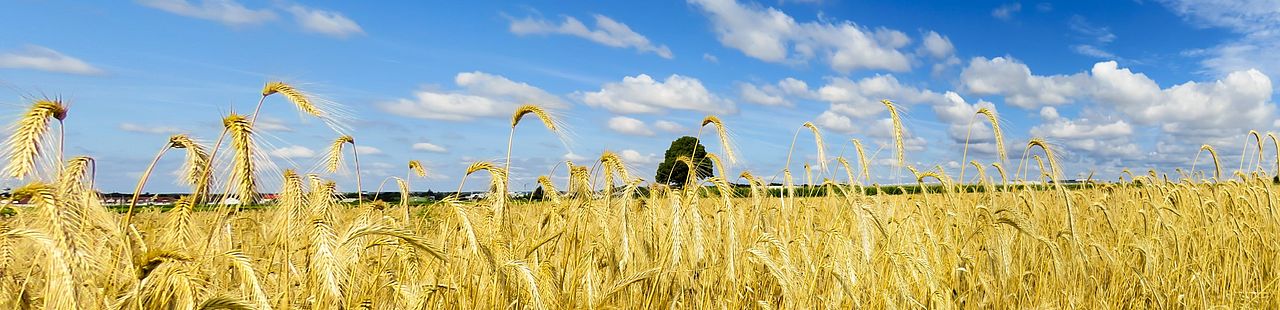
0,83,1277,309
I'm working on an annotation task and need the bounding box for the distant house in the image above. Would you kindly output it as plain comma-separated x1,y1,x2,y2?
221,198,242,205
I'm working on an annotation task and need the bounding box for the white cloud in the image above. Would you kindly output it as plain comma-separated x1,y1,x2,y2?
256,117,293,132
270,145,316,159
702,53,719,63
119,123,183,135
138,0,276,26
619,149,658,164
814,110,856,134
816,74,946,119
1031,116,1133,140
0,45,103,75
739,83,788,106
1039,106,1059,120
688,0,914,72
738,77,809,107
1068,16,1117,59
991,3,1021,20
920,31,955,59
1030,112,1141,158
654,120,688,133
964,58,1276,136
286,5,364,38
960,56,1090,109
607,116,656,136
1090,61,1274,134
379,71,568,121
354,145,382,155
931,92,998,143
412,142,448,153
1158,0,1280,80
1072,45,1115,59
509,14,672,58
579,74,735,114
563,152,589,162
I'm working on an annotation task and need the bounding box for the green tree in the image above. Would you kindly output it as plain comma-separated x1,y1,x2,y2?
655,136,714,187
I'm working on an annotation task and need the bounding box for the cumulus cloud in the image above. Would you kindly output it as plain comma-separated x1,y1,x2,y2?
702,53,719,63
991,3,1021,20
256,117,293,132
119,123,183,135
0,45,103,75
270,145,316,159
917,31,961,75
412,142,448,153
619,149,657,164
960,56,1091,109
931,92,997,143
919,31,956,59
563,152,588,161
509,14,672,58
579,74,735,114
814,111,856,134
379,71,568,121
1090,61,1274,134
286,5,364,38
964,57,1276,140
354,145,382,155
607,116,656,136
738,77,809,106
654,120,688,133
688,0,915,72
1030,111,1141,158
816,74,946,119
138,0,276,26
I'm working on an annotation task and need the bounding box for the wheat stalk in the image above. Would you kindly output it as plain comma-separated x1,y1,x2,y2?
223,114,258,204
324,135,363,204
701,115,737,164
802,122,828,174
599,151,631,188
256,81,349,133
408,160,427,177
505,104,564,196
464,161,509,231
1268,132,1280,177
1193,144,1223,182
3,98,67,179
881,99,906,168
535,175,561,203
961,107,1006,182
125,139,173,227
851,139,871,183
169,134,211,196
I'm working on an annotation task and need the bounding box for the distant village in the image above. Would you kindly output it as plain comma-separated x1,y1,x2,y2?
0,178,1103,208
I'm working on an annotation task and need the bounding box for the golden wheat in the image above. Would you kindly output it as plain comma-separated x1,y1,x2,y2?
3,99,67,179
4,85,1279,310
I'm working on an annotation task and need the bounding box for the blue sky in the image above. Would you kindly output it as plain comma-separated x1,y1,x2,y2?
1,0,1278,193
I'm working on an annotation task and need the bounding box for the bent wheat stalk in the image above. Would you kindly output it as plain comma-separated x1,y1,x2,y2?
960,107,1005,183
324,135,362,204
882,99,906,168
124,140,172,227
3,98,68,179
505,104,561,198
